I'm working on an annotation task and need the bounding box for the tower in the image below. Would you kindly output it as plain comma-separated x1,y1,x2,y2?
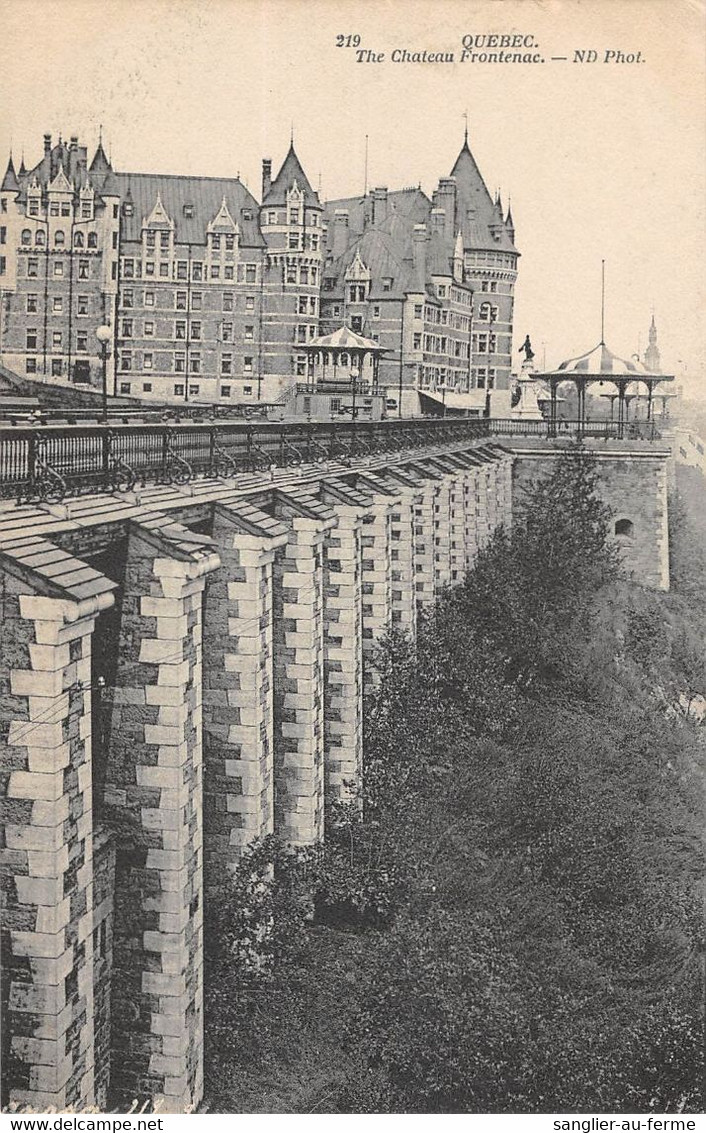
644,314,661,373
259,141,323,400
432,130,519,411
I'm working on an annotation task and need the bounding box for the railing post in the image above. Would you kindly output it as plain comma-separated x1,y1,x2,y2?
102,427,111,489
208,426,216,475
27,430,37,496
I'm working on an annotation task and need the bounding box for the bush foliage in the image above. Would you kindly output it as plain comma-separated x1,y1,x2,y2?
204,447,704,1114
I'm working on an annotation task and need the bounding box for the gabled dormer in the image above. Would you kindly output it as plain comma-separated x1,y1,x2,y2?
48,164,73,195
207,197,239,256
142,192,174,257
345,249,371,303
144,191,173,231
79,179,95,221
26,176,42,218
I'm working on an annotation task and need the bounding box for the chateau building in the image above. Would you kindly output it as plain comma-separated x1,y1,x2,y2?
0,130,517,415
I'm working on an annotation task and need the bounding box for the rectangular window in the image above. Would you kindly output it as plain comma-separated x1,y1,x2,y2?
52,358,62,376
123,259,134,278
286,265,297,283
190,354,201,373
143,382,153,392
191,292,202,311
26,328,38,350
144,321,154,337
25,357,37,373
160,232,170,251
225,234,235,251
176,291,187,310
189,384,200,396
144,290,155,306
288,233,299,251
123,289,133,308
50,202,60,217
175,354,185,373
220,385,231,397
0,255,5,275
0,226,5,244
191,321,202,340
223,292,234,312
382,277,392,292
296,355,307,377
243,356,253,374
175,320,186,340
27,294,38,313
53,261,64,277
224,266,234,280
76,331,88,352
159,262,169,277
143,352,153,370
121,352,132,371
192,262,203,281
146,231,156,249
221,354,232,375
174,383,185,396
244,325,254,340
120,381,132,394
243,385,253,395
177,261,188,280
52,330,62,348
298,296,308,314
61,203,70,217
81,202,92,219
300,267,309,285
28,198,39,217
144,261,155,276
122,319,133,337
330,398,342,412
222,322,233,342
211,264,220,279
245,295,255,310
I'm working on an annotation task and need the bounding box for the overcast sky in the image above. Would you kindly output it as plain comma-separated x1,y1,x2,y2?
2,0,704,395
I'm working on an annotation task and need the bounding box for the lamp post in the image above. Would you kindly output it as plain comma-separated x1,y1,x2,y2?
95,324,112,422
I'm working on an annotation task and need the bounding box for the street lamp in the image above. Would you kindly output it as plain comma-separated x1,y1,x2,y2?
95,324,112,422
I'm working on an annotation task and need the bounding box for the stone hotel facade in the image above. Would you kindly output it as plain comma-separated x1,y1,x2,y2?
0,132,518,415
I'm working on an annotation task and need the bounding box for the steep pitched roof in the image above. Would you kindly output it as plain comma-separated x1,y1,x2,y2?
114,172,264,247
308,325,386,352
324,187,429,247
450,139,517,254
1,155,19,193
262,143,320,208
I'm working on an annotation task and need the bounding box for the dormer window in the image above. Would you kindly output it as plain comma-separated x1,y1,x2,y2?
242,208,252,220
289,209,299,224
382,277,393,292
183,203,194,218
268,211,276,224
28,197,40,218
211,234,221,250
123,202,134,217
160,232,170,250
225,234,234,251
81,201,92,220
146,231,155,249
50,202,60,217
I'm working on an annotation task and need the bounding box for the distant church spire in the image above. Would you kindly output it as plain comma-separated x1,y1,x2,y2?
644,313,661,373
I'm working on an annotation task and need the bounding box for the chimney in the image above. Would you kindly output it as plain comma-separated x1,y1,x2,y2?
431,208,446,234
332,209,349,259
412,222,427,282
433,177,457,245
372,186,388,224
262,158,272,200
70,135,78,151
43,133,52,155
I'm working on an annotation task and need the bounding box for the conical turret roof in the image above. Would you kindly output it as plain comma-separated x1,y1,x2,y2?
1,154,19,193
262,142,320,207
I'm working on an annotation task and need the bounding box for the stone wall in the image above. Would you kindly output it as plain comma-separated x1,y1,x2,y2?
510,440,671,590
2,435,667,1111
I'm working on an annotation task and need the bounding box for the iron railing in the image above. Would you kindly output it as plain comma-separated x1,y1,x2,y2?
0,416,661,503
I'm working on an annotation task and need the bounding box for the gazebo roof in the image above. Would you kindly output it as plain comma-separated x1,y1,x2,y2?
538,342,673,382
304,325,387,353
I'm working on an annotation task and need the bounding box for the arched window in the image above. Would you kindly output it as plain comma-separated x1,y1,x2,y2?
87,232,98,249
21,229,31,246
54,230,65,247
615,518,634,538
74,231,84,248
35,230,45,247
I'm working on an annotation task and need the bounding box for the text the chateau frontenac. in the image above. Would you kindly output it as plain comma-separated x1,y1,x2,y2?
0,131,518,416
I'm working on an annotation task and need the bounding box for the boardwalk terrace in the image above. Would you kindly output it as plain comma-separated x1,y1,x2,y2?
0,418,670,1110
